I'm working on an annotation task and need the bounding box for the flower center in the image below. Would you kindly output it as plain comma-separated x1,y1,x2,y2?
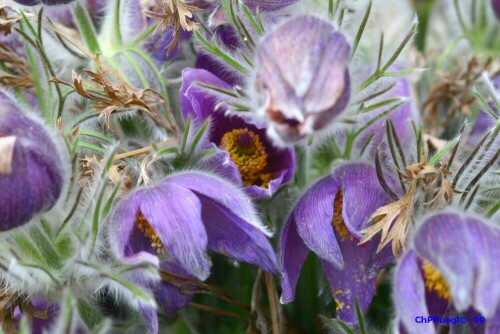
220,128,272,187
135,211,166,254
422,261,451,301
331,189,354,242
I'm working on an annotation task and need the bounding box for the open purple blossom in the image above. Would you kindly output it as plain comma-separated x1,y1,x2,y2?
253,15,351,145
394,211,500,334
0,90,64,231
180,68,295,198
109,170,279,280
279,162,400,324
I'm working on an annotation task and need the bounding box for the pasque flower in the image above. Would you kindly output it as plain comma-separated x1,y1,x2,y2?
253,15,351,145
0,90,64,231
109,171,279,332
180,68,295,198
109,171,279,280
280,162,400,324
394,211,500,334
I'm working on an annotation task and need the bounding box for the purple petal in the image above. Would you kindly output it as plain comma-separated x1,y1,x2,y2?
394,250,436,334
293,175,344,268
492,0,500,19
138,302,158,334
279,215,310,303
167,172,269,235
109,191,159,267
141,183,211,280
243,0,299,11
332,163,401,237
155,260,195,314
199,196,279,274
179,68,233,124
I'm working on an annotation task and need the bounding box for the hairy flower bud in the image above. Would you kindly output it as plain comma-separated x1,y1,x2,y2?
0,91,64,231
254,15,351,145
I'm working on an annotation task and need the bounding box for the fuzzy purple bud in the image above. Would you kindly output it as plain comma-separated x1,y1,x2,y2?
0,91,64,231
254,15,351,145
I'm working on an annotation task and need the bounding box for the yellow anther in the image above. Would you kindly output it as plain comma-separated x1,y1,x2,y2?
220,128,270,187
136,211,166,254
331,189,354,242
422,261,451,301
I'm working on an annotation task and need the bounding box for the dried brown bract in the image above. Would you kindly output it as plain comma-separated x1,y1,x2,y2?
0,286,48,334
423,57,491,135
0,42,33,89
0,5,22,36
51,54,176,133
143,0,201,55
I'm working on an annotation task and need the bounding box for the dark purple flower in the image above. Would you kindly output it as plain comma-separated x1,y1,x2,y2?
180,68,295,198
279,162,399,324
492,0,500,19
0,90,64,231
253,15,351,145
109,171,279,280
394,211,500,334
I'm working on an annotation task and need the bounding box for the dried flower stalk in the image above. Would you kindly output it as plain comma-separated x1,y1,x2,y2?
143,0,201,55
51,53,177,133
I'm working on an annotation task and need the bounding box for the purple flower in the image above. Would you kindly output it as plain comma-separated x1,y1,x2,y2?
279,162,399,324
492,0,500,19
253,15,351,145
394,211,500,334
109,170,279,280
180,68,295,198
0,91,64,231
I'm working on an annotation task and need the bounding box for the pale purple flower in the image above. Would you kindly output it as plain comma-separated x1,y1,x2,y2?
180,68,295,198
280,162,400,324
254,15,351,145
394,211,500,334
0,90,64,231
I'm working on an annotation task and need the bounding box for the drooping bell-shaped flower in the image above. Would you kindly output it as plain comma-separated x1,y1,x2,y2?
253,15,351,145
109,171,279,281
394,211,500,334
0,90,64,231
280,162,400,324
180,68,295,198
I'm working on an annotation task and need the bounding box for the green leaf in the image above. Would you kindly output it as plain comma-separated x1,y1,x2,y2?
29,226,62,270
73,4,101,53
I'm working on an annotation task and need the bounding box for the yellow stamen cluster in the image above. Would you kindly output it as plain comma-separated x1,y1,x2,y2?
331,189,354,242
220,128,271,187
422,261,451,301
136,211,166,254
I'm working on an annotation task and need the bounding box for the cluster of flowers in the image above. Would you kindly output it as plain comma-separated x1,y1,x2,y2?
0,0,499,333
